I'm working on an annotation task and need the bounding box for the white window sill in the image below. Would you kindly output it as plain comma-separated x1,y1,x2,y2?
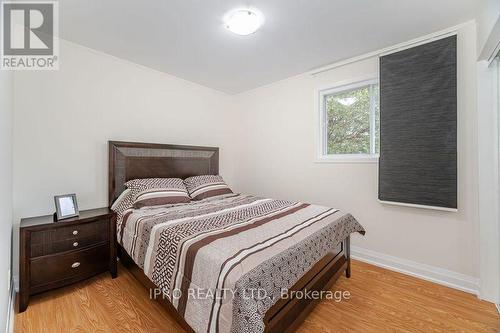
315,155,379,164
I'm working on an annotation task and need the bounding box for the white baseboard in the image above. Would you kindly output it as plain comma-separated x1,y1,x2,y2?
6,279,15,333
351,246,479,295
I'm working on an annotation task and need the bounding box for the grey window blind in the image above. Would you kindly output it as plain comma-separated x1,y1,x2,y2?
378,35,457,209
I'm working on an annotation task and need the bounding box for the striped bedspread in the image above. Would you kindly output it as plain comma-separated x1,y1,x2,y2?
118,193,365,333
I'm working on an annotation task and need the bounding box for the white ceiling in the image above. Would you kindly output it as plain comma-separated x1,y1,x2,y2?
59,0,480,94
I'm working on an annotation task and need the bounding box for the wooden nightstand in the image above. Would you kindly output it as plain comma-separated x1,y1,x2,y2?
18,208,117,312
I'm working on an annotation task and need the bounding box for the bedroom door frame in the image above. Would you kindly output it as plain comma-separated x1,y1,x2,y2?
477,45,500,305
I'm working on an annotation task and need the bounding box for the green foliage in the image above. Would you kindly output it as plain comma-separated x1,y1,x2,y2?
326,85,379,155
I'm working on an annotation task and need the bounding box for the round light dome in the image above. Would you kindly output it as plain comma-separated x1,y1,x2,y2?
224,9,263,36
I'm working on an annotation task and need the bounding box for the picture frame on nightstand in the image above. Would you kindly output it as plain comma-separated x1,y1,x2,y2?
54,193,79,221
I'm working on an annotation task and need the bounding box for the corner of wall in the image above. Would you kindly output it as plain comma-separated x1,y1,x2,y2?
1,68,15,333
477,0,500,60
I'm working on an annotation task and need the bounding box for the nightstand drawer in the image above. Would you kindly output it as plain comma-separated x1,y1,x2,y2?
30,219,109,257
30,244,109,291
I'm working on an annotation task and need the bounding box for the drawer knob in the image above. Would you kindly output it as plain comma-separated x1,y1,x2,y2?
73,242,79,247
72,230,78,235
71,262,80,268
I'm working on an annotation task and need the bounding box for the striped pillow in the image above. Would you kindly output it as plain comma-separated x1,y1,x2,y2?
184,175,233,200
111,188,134,215
125,178,190,209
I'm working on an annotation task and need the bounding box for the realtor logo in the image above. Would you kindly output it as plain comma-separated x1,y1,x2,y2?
1,1,59,70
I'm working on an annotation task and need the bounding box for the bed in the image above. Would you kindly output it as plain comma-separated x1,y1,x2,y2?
108,141,365,333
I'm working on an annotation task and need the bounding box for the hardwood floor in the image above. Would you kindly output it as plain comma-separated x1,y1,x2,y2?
15,260,500,333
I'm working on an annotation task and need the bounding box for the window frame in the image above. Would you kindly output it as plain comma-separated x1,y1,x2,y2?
316,78,380,163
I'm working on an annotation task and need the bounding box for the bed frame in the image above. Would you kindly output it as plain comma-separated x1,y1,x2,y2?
108,141,351,332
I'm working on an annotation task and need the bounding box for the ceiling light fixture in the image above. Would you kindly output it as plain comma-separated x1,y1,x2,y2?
224,9,263,36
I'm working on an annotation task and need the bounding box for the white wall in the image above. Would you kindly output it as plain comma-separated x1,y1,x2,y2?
12,40,237,279
0,70,14,326
476,0,500,303
233,23,479,279
477,0,500,60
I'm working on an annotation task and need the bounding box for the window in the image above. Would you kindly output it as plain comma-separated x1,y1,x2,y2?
317,79,379,162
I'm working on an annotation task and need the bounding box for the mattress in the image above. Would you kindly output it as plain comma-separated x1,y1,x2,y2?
118,193,365,333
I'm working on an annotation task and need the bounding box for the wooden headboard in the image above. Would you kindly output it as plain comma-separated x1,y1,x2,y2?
108,141,219,205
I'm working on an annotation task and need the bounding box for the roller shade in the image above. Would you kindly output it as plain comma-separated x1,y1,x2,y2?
378,35,457,210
